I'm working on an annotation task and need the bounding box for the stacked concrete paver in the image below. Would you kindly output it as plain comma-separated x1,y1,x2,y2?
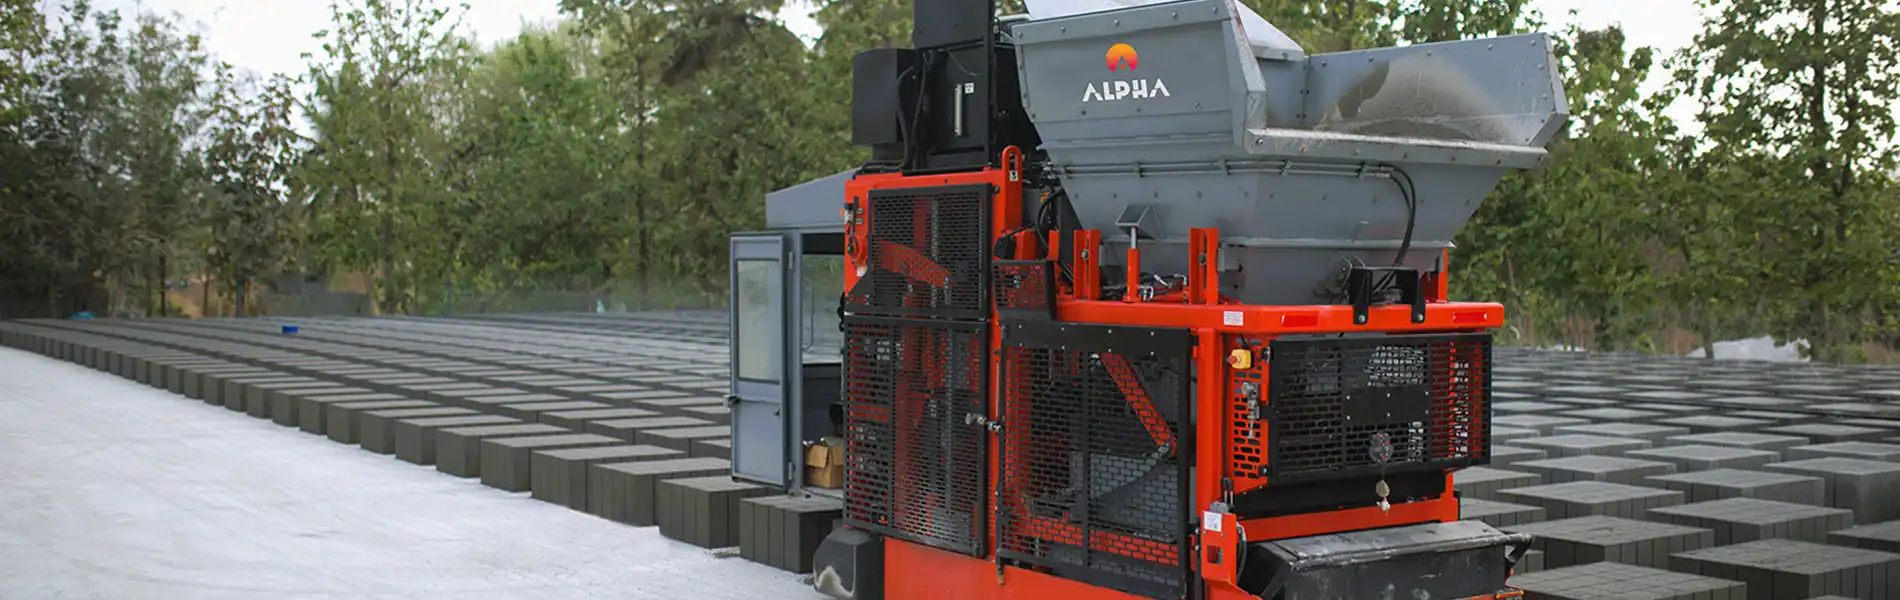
5,316,1900,595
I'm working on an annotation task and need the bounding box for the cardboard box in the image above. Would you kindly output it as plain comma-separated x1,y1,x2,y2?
805,438,844,489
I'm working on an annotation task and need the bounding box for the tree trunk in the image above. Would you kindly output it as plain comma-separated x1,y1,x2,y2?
235,276,246,318
157,255,167,317
202,270,212,318
46,269,58,318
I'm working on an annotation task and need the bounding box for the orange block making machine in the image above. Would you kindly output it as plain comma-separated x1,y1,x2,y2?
724,1,1571,598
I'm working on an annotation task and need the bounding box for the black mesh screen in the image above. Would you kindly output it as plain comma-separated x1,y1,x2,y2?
846,184,990,320
840,315,989,556
992,260,1054,320
1266,333,1492,483
996,320,1193,600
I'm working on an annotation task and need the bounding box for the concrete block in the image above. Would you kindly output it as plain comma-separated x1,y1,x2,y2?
1828,520,1900,553
452,393,564,408
1453,467,1542,500
221,375,304,411
296,393,404,435
1729,410,1825,424
1459,497,1547,528
358,407,477,454
185,366,266,400
1514,434,1652,458
421,386,530,406
393,415,521,465
478,433,623,492
1765,458,1900,524
1669,538,1899,600
635,425,733,453
246,381,347,418
1494,414,1591,435
1489,444,1547,467
682,405,731,425
1648,498,1854,546
586,458,731,526
269,387,375,427
1560,407,1670,423
435,423,569,478
538,408,660,430
1496,481,1685,520
1504,515,1713,569
584,416,715,442
1786,442,1900,462
1667,432,1809,452
1518,456,1678,486
691,438,731,460
632,396,727,417
1764,424,1890,444
1644,469,1828,505
326,400,436,444
739,495,844,573
656,475,771,548
530,445,685,509
1554,423,1691,444
1507,561,1745,600
494,401,612,420
1626,445,1781,472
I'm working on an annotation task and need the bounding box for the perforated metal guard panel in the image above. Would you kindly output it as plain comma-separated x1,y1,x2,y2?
991,260,1055,320
846,184,991,320
996,320,1193,600
1266,333,1492,483
839,315,989,556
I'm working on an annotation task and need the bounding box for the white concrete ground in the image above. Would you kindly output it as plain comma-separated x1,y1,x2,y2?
0,347,825,600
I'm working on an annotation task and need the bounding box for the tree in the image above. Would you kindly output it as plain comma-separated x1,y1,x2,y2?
1674,0,1900,361
203,66,302,316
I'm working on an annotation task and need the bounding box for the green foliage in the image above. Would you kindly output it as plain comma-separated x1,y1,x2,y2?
2,0,1898,366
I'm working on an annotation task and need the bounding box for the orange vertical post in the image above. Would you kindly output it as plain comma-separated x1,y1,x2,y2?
1189,228,1220,305
1075,230,1101,301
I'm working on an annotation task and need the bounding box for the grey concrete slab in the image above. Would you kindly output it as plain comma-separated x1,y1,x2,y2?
585,416,716,443
326,400,437,444
268,386,375,427
1452,466,1541,501
1644,469,1828,505
1828,521,1900,553
1667,432,1810,452
1514,434,1652,458
1497,481,1686,520
1786,441,1900,462
1518,456,1679,486
1459,497,1547,528
1554,423,1691,443
358,407,478,454
1488,444,1548,467
477,433,623,493
1765,458,1900,524
636,425,734,453
1506,561,1745,600
587,458,731,526
1626,445,1781,472
657,475,771,549
246,380,346,418
495,400,613,420
1504,515,1713,569
295,392,405,435
540,407,661,430
1669,538,1899,600
691,438,732,460
435,423,569,478
1764,424,1891,444
530,445,685,510
1492,414,1591,435
220,374,304,411
392,414,521,465
1647,498,1854,546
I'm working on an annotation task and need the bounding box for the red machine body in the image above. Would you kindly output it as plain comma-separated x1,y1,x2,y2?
831,149,1521,600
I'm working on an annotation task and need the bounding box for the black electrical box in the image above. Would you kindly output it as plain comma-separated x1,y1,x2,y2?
914,0,994,49
851,48,918,149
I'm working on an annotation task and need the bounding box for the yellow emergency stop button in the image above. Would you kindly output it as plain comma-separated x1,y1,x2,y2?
1226,349,1252,369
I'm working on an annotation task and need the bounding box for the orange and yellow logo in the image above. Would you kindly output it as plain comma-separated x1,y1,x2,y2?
1106,43,1138,71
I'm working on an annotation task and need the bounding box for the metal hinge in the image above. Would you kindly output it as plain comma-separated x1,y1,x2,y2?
964,413,1003,433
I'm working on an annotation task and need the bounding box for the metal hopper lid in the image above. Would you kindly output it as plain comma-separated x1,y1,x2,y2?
1022,0,1306,59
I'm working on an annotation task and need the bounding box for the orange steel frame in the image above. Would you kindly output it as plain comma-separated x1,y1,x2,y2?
840,147,1516,600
